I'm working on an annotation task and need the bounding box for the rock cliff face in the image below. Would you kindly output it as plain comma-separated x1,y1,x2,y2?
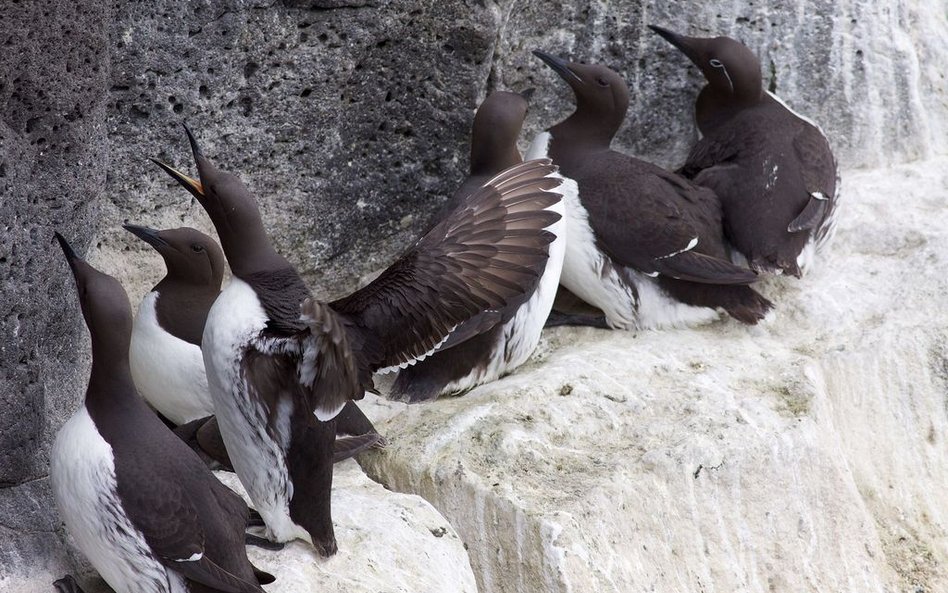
1,0,946,590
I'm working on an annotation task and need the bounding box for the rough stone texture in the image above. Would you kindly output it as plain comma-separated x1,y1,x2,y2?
360,158,948,593
3,0,947,589
0,0,110,585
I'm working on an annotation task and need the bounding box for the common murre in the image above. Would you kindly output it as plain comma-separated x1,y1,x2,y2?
531,51,772,329
124,224,223,426
389,90,568,402
124,224,381,469
153,126,564,554
49,232,274,593
650,25,839,277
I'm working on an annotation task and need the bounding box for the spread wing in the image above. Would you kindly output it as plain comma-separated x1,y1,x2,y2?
583,155,757,284
239,160,563,421
331,159,563,373
788,124,838,233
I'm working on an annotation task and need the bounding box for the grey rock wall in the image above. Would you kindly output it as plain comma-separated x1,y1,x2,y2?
2,0,946,588
0,0,109,585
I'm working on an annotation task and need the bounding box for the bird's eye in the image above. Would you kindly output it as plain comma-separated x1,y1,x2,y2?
191,244,205,253
596,77,609,87
709,58,724,68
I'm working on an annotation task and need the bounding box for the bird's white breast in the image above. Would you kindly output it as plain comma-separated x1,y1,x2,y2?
528,132,719,330
439,169,569,394
130,292,213,425
201,278,304,543
500,172,568,366
51,406,185,593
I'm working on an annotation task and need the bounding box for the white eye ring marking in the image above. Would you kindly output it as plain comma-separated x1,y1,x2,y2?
709,59,734,93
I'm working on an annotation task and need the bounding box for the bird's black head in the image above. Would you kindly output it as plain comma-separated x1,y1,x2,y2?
151,126,288,279
469,90,530,176
533,50,630,146
55,232,134,356
124,224,225,290
649,25,763,105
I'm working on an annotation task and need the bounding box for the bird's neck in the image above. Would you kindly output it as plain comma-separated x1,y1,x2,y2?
469,141,521,178
548,115,614,173
695,84,763,135
84,337,140,416
217,217,292,279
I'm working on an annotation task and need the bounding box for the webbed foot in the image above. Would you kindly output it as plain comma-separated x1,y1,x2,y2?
245,533,285,551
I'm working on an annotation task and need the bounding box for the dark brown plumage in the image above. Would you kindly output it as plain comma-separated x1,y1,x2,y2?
50,233,272,593
389,90,565,403
532,51,771,327
650,26,839,276
154,127,563,554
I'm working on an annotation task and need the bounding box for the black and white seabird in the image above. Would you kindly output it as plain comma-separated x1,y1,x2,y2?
650,26,839,277
124,225,224,426
49,233,274,593
124,224,381,469
388,90,567,402
530,51,772,328
153,127,563,554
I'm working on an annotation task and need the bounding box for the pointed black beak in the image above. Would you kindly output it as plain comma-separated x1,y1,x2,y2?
151,124,208,200
532,50,584,85
54,232,78,263
123,224,169,250
183,123,203,161
150,158,204,199
53,231,88,281
649,25,699,61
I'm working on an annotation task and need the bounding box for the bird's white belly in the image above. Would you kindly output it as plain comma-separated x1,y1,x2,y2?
500,174,568,365
51,407,185,593
529,132,719,330
130,292,213,425
201,278,307,543
440,171,569,393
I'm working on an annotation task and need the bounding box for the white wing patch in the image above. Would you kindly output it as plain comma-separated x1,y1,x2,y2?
175,552,204,562
656,236,699,260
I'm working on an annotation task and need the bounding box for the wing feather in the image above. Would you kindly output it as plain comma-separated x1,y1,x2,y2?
331,159,563,373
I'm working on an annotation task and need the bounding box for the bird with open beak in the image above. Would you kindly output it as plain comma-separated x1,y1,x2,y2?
152,126,564,554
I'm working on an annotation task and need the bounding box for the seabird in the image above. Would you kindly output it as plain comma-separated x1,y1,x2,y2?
153,126,563,554
49,233,274,593
123,224,382,469
124,224,223,426
650,25,839,277
389,90,567,402
531,51,772,328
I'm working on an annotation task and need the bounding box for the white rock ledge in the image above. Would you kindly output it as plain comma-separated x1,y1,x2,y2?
360,158,948,593
216,462,477,593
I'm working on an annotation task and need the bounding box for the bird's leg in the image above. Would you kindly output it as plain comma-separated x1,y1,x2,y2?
53,575,85,593
544,311,611,329
244,533,285,551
